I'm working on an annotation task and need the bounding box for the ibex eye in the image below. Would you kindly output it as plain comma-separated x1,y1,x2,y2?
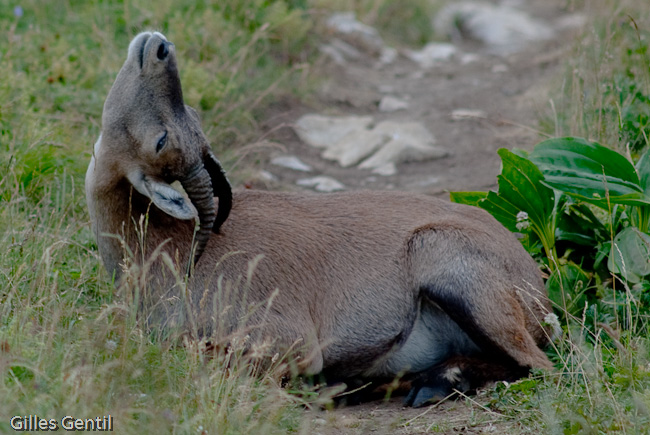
156,131,167,152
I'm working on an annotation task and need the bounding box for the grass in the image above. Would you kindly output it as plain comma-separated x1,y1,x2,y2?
3,0,650,433
1,0,318,432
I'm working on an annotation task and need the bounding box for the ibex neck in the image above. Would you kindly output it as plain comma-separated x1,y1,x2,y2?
85,139,194,281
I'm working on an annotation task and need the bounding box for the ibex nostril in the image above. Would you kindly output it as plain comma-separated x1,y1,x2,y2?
157,41,169,60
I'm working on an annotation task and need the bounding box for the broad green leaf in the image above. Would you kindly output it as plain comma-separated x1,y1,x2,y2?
480,190,522,233
556,203,608,246
479,149,554,234
529,137,650,207
449,191,488,207
607,227,650,282
637,150,650,194
635,151,650,232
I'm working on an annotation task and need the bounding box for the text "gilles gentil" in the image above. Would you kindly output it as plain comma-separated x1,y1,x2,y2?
10,415,113,431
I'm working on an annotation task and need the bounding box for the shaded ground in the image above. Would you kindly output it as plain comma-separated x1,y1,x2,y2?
251,1,582,433
303,393,533,434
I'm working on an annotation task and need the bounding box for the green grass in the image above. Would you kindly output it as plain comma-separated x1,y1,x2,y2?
3,0,650,433
1,0,318,432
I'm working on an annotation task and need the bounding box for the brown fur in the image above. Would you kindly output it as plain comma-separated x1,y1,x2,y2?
86,32,555,405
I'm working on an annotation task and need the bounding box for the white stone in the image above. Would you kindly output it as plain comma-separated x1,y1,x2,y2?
450,109,487,121
297,176,345,192
434,2,554,55
378,96,409,112
294,114,373,149
372,162,397,176
404,42,457,69
358,121,447,170
320,38,363,66
258,170,277,181
270,155,312,172
319,44,346,65
322,128,387,167
377,47,398,66
330,38,362,60
326,12,385,54
296,115,446,172
460,53,480,64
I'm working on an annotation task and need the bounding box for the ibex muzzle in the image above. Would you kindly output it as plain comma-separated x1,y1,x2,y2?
86,32,557,408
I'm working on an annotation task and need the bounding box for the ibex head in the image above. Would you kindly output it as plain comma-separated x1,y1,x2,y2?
100,32,232,264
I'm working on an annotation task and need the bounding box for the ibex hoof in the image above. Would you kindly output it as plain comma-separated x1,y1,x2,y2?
404,383,453,407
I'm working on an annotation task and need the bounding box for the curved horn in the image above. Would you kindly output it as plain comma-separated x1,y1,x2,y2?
180,165,216,265
203,150,232,233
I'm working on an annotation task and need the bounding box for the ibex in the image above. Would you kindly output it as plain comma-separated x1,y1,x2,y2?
86,32,556,407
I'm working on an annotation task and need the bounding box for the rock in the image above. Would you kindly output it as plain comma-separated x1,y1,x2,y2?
322,128,387,167
434,2,554,55
450,109,487,121
319,44,346,66
297,176,345,192
326,12,385,55
404,42,457,69
372,162,397,176
294,114,373,149
378,96,409,112
460,53,480,64
358,121,447,170
258,170,277,181
377,47,398,67
295,115,447,171
330,38,362,60
320,38,363,66
270,155,312,172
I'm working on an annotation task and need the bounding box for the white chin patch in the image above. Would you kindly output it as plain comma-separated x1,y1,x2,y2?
125,170,197,220
147,181,197,220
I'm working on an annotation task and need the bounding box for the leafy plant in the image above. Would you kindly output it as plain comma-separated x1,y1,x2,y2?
606,76,650,151
452,137,650,321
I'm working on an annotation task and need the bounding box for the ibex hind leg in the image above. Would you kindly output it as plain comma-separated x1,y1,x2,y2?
403,355,529,407
405,228,552,406
409,227,552,370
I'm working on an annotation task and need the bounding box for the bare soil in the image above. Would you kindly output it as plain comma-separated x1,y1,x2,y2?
303,392,533,434
253,1,577,199
251,1,581,433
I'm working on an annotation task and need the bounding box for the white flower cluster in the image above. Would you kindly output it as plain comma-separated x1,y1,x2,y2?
543,312,562,341
515,211,530,231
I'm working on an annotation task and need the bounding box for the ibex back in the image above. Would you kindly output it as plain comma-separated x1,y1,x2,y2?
85,32,556,407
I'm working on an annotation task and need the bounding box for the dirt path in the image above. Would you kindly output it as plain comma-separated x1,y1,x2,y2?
256,1,581,199
303,393,528,434
254,1,583,433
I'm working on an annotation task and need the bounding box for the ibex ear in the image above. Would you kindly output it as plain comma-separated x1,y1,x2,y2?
126,170,197,220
